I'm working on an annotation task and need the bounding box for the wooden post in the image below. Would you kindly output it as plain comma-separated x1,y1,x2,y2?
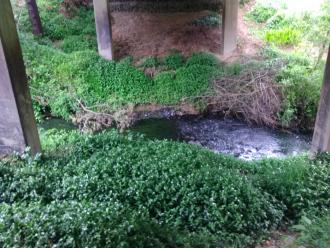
93,0,114,60
25,0,43,36
221,0,238,56
0,0,41,155
311,46,330,154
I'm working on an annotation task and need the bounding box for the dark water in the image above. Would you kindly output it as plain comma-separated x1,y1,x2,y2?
39,118,77,131
41,117,312,160
130,117,312,160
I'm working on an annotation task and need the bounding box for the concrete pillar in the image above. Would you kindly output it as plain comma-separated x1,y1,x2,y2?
0,0,41,155
93,0,114,60
311,46,330,154
221,0,239,56
26,0,43,36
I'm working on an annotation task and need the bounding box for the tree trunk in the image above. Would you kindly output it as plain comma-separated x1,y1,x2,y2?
25,0,43,36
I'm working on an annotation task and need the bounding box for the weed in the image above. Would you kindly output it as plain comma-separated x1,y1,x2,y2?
265,28,301,46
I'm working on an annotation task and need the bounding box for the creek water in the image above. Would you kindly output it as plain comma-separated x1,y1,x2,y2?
40,116,312,160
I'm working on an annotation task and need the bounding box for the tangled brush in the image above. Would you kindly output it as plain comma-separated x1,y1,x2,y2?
204,62,284,127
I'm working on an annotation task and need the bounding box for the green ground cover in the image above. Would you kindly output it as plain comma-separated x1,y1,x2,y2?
0,129,329,247
294,212,330,248
15,0,329,130
246,0,330,130
2,1,330,247
15,0,221,121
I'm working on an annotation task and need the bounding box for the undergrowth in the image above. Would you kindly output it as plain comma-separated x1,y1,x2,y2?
294,213,330,248
0,129,329,247
16,0,221,121
263,47,323,130
191,12,221,27
246,3,277,24
23,36,220,119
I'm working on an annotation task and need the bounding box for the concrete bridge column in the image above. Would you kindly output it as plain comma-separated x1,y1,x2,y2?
93,0,114,60
0,0,41,155
221,0,238,55
311,46,330,154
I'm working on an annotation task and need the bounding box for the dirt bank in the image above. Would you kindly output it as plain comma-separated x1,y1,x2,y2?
111,6,261,60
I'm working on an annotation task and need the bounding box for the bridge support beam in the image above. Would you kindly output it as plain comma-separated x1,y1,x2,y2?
311,46,330,154
0,0,41,155
93,0,114,60
221,0,238,56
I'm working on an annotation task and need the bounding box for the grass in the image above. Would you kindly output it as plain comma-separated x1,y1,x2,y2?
265,28,301,46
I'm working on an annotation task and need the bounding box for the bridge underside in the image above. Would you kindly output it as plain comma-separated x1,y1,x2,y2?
93,0,237,60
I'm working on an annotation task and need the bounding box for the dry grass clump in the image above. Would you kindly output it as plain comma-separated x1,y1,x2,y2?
207,63,283,127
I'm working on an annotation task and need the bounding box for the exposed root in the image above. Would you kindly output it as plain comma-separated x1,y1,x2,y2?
73,101,135,132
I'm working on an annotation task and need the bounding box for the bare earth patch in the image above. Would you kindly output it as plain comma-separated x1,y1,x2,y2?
257,231,301,248
111,7,261,60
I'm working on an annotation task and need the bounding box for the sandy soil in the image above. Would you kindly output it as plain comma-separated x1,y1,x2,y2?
111,6,261,60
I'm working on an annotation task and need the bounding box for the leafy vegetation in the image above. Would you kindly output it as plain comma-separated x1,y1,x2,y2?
265,27,301,46
246,4,277,23
16,0,221,121
1,129,330,247
23,37,220,119
294,213,330,248
191,12,221,27
246,0,330,130
3,1,330,247
260,46,323,130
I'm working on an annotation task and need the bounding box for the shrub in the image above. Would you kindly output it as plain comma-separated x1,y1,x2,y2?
192,12,221,27
162,52,185,70
295,213,330,248
247,4,277,23
265,27,301,46
245,157,330,220
276,56,322,129
0,201,186,248
0,130,286,247
1,129,330,247
261,47,323,130
186,52,221,68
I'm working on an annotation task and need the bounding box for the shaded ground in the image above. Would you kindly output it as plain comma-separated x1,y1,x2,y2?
257,231,301,248
111,6,261,59
112,11,221,58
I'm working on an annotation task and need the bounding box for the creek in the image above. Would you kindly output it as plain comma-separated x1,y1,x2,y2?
40,116,312,160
